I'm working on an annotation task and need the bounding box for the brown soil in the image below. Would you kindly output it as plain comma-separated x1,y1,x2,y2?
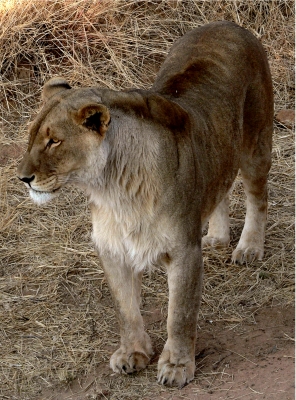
40,305,294,400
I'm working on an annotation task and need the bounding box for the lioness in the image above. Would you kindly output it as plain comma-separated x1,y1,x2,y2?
17,21,273,387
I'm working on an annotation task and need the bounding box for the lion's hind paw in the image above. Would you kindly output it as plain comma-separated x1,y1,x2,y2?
202,235,230,249
232,246,264,265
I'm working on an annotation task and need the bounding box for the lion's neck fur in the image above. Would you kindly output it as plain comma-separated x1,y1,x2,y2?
85,111,160,210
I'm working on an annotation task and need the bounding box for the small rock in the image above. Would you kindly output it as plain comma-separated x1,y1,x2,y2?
275,109,295,128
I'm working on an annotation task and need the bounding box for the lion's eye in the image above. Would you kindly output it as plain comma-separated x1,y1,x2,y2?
46,138,61,149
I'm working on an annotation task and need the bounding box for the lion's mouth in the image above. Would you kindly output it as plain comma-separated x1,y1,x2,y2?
32,186,61,193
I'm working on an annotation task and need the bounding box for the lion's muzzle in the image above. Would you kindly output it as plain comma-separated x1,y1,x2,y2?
17,167,61,205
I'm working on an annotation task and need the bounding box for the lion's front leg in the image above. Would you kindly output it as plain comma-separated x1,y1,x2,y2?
158,244,203,387
99,253,153,374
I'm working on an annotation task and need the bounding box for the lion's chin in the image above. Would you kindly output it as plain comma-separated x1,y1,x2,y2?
29,189,58,205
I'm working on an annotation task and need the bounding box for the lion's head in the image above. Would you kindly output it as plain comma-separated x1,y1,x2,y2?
17,77,111,204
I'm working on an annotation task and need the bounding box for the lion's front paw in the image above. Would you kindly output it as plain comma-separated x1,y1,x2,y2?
232,245,264,264
110,335,153,374
110,348,150,374
157,350,194,388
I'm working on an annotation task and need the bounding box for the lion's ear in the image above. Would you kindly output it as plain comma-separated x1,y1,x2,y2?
42,77,71,102
75,104,111,136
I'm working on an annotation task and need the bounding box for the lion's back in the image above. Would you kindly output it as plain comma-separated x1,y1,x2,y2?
152,21,270,99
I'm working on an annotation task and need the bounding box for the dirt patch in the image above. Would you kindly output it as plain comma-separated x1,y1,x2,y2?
176,305,295,400
40,305,294,400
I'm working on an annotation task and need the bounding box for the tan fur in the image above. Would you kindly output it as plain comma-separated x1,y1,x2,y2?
17,21,273,387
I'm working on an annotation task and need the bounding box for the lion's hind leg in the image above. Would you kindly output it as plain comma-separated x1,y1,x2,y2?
202,194,230,249
232,127,272,264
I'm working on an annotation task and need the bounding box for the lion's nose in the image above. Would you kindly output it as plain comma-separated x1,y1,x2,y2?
18,175,35,184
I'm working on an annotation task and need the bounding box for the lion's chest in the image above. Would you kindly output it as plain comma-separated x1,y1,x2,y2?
89,194,170,272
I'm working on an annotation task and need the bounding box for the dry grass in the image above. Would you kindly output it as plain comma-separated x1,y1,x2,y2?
0,1,294,399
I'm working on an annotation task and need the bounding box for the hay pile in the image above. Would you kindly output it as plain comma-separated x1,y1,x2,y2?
0,1,294,399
